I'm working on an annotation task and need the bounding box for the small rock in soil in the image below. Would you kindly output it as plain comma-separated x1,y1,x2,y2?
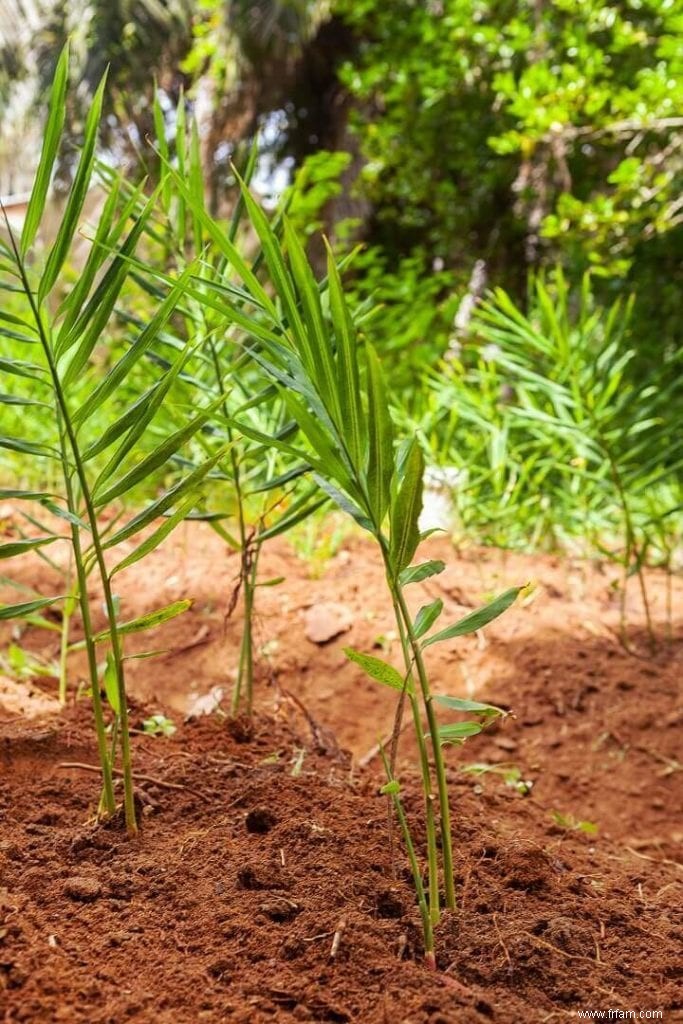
63,876,102,902
304,602,353,644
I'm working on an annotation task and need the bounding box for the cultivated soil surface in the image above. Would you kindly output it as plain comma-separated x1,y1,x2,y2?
1,520,681,1022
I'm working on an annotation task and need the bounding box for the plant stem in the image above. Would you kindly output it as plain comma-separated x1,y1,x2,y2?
387,587,441,924
379,748,435,968
58,556,74,704
59,446,116,815
390,580,457,912
233,543,259,715
11,235,135,832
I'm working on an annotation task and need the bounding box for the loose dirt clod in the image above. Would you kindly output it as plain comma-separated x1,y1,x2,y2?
63,876,102,902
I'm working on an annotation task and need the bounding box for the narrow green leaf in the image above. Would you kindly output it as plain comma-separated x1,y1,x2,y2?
39,73,107,301
366,343,394,524
399,560,445,586
93,397,223,507
60,194,158,381
0,358,46,382
0,393,48,408
72,261,194,423
155,152,276,317
343,647,412,694
422,586,523,648
0,595,62,620
0,436,55,458
0,489,53,501
20,45,68,255
189,117,204,251
389,439,424,574
56,179,122,342
102,651,120,714
110,495,198,576
234,177,310,355
152,87,171,213
280,391,353,492
432,695,504,716
435,721,483,745
413,598,443,639
91,335,196,492
312,475,373,532
0,537,58,559
82,600,192,647
81,381,164,462
102,448,230,548
283,217,340,422
325,239,364,468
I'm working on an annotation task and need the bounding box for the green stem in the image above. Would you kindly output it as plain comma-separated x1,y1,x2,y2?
233,546,259,715
379,748,435,968
208,339,255,716
391,581,457,912
11,236,134,832
385,571,441,924
57,423,116,813
58,556,74,704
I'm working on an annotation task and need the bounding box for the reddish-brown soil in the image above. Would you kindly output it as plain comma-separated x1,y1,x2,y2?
1,522,681,1022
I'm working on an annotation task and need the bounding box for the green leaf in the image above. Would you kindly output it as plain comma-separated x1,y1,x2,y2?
413,598,443,639
58,191,154,373
81,380,165,462
0,393,48,408
389,439,424,574
102,651,120,714
432,695,504,717
366,342,394,524
20,45,68,255
56,178,122,341
0,436,55,458
0,536,61,562
0,358,46,383
156,153,275,317
399,560,445,586
380,779,401,796
343,647,412,694
93,397,223,507
422,586,523,648
283,217,340,421
102,448,230,548
110,495,198,576
71,258,192,421
38,72,107,301
0,489,53,501
82,600,192,647
435,721,483,745
312,475,373,532
0,595,63,621
324,239,364,468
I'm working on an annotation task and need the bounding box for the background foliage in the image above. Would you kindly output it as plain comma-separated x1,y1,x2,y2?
0,0,681,563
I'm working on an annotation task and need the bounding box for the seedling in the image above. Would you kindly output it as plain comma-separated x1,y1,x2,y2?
180,179,526,959
0,50,219,833
142,714,177,737
550,811,599,836
461,762,534,795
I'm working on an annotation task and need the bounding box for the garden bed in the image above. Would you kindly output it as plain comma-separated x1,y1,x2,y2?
1,529,681,1022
